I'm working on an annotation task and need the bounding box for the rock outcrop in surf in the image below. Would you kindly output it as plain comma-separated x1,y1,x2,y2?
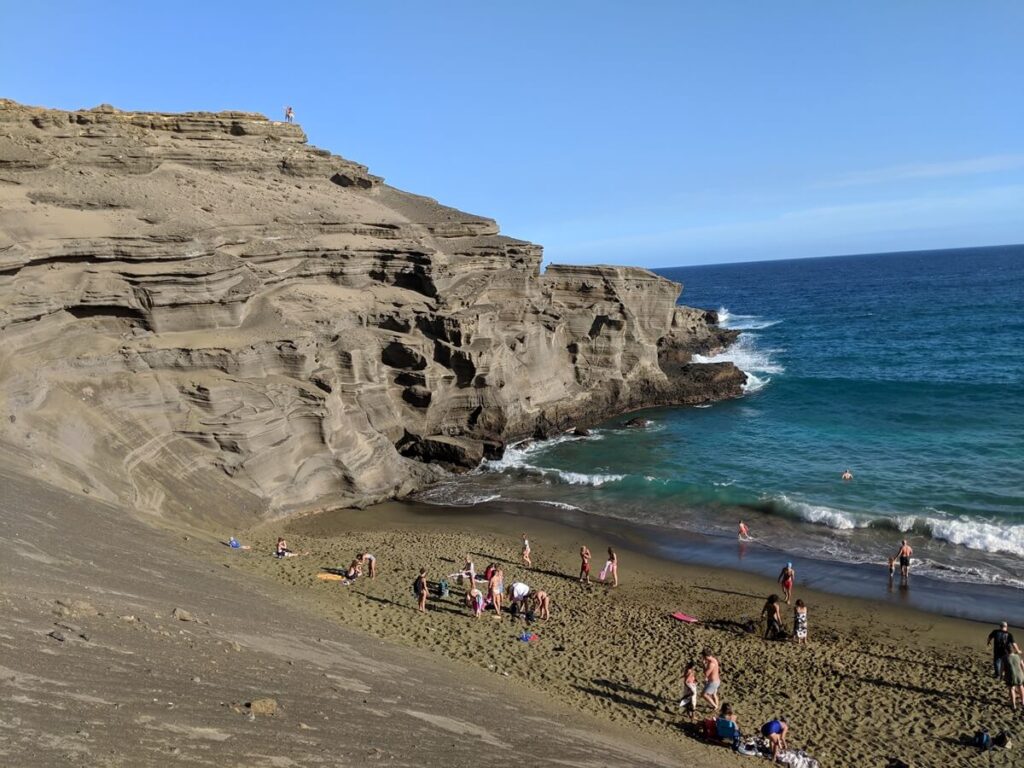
0,99,742,524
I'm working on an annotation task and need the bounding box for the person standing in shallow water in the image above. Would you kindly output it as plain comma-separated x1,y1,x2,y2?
738,520,750,540
894,539,913,582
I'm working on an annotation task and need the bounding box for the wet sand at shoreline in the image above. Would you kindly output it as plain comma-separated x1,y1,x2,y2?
228,500,1023,767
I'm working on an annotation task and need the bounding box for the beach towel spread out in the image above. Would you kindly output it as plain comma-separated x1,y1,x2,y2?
316,573,344,581
518,632,540,643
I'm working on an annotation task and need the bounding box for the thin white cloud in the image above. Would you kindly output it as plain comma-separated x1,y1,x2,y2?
822,154,1024,188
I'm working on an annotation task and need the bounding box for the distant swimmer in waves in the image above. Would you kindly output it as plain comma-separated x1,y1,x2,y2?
894,539,913,583
841,469,854,481
738,521,750,540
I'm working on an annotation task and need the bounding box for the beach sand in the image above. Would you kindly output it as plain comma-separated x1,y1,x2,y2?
228,501,1022,767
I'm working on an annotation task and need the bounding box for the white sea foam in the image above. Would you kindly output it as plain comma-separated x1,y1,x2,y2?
416,485,502,507
537,500,584,511
694,334,785,375
923,516,1024,558
717,307,781,331
774,494,866,530
741,372,770,393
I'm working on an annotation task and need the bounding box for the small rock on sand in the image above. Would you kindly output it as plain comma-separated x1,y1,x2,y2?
171,608,195,622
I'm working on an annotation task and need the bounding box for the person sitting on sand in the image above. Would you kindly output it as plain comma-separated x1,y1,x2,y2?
1005,642,1024,710
777,562,795,604
414,568,428,613
227,537,251,550
793,599,808,645
579,546,592,583
466,584,485,618
715,703,742,750
529,589,550,620
761,594,784,640
487,568,503,618
760,717,788,761
680,661,699,721
507,581,530,618
357,552,377,579
701,648,721,710
841,469,853,481
894,539,913,582
344,559,362,581
275,537,295,558
738,521,750,540
600,547,618,587
521,533,532,567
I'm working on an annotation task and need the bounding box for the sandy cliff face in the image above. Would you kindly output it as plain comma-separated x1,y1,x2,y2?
0,100,743,525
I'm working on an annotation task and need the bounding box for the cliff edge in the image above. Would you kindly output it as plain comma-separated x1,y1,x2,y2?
0,100,743,526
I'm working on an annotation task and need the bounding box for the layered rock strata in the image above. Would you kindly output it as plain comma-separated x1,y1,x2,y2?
0,100,743,525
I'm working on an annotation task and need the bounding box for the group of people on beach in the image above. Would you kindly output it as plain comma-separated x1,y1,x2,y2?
987,620,1024,710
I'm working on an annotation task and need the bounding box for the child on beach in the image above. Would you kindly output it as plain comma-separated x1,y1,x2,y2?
793,599,808,644
680,662,698,720
466,585,485,618
887,556,896,584
579,546,591,583
521,533,532,567
738,521,750,540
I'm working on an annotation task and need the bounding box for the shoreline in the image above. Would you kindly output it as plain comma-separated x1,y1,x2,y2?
427,495,1024,626
228,498,1022,768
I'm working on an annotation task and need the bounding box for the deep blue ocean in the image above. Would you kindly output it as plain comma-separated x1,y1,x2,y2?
421,245,1024,590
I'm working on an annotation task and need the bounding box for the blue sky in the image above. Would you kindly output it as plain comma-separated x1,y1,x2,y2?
2,1,1022,266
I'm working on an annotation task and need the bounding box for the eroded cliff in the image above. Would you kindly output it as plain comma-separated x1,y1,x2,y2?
0,100,743,526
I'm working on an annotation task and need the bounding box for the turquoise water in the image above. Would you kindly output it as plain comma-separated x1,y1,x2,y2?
421,245,1024,589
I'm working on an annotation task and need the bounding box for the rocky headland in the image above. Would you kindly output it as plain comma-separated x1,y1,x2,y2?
0,99,742,526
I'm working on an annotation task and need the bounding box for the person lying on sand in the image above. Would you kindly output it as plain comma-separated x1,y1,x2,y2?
357,552,376,578
701,648,720,710
226,537,251,550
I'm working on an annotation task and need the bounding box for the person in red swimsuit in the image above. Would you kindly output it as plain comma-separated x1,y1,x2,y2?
778,562,795,604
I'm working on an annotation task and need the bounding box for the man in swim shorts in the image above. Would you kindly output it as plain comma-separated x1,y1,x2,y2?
841,469,853,481
701,647,721,710
894,539,913,582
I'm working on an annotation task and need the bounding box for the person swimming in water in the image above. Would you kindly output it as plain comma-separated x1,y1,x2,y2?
841,469,854,481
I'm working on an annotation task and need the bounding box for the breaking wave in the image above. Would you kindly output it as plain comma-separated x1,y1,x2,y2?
718,307,782,331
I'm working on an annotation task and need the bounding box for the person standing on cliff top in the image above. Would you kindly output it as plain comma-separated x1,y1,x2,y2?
894,539,913,582
284,106,294,123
